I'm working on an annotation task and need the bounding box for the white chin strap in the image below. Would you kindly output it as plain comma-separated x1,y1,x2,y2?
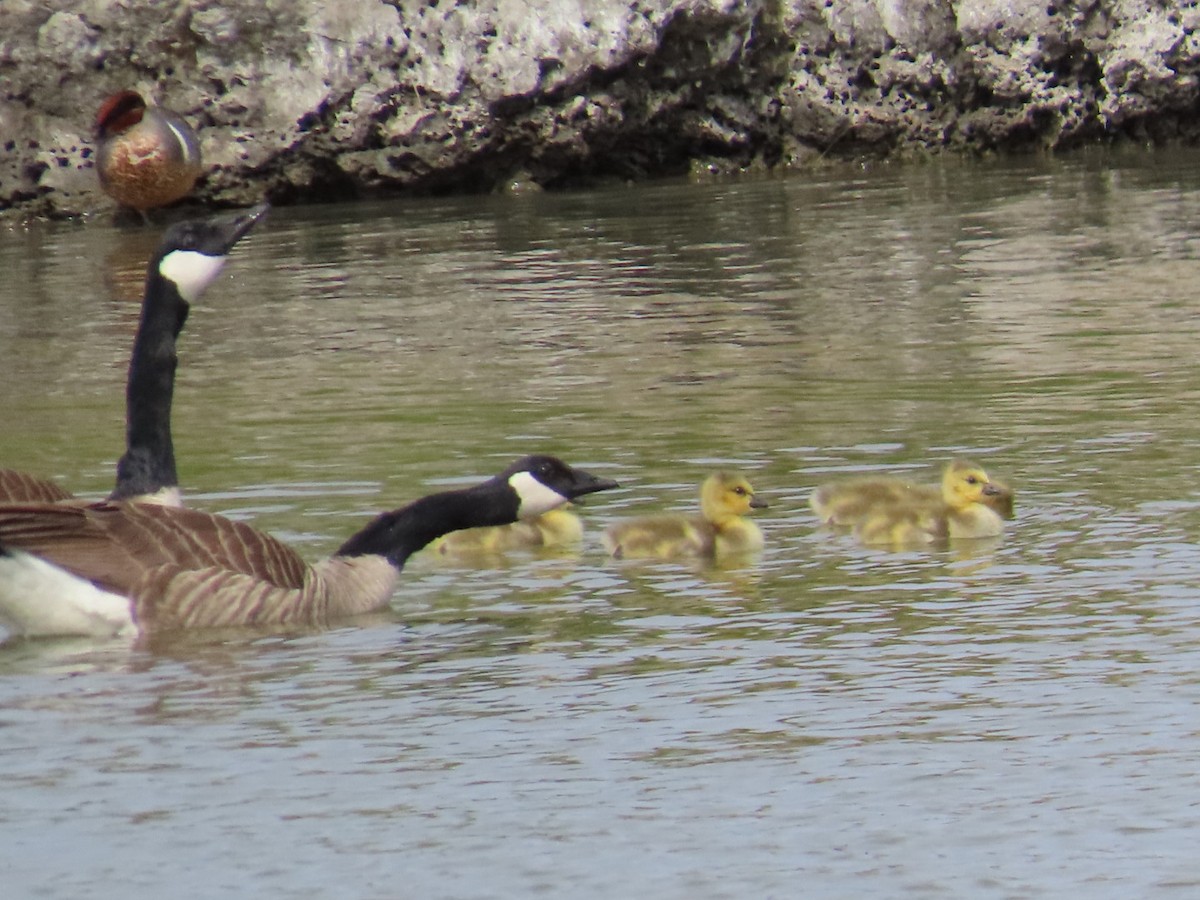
158,249,228,303
508,471,570,518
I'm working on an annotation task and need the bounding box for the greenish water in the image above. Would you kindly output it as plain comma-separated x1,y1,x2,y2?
3,150,1200,897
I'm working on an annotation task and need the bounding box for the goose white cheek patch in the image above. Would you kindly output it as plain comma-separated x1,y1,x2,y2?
159,250,228,303
509,471,570,518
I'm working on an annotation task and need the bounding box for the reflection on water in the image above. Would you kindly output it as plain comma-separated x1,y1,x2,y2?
5,150,1200,896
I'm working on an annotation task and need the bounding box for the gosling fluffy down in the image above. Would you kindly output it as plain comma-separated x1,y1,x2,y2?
841,459,1007,546
427,507,584,556
811,469,1015,527
603,471,768,560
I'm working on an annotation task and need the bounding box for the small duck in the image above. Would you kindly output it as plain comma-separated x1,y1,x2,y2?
428,507,584,556
95,91,203,212
847,459,1006,546
811,469,1015,526
603,472,768,560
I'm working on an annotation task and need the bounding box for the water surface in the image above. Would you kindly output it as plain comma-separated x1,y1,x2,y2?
3,150,1200,897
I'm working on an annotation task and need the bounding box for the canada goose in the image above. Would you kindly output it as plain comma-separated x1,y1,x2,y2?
850,459,1005,546
95,91,203,212
428,506,584,556
811,468,1015,526
0,204,268,506
0,455,618,639
603,471,768,560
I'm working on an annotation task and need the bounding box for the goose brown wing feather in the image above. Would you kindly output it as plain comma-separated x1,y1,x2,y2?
113,504,311,588
0,502,310,592
0,468,76,504
0,504,148,595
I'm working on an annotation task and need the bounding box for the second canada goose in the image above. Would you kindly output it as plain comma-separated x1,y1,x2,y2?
603,471,768,560
850,459,1006,546
428,507,585,556
811,468,1015,526
0,204,268,506
0,455,618,639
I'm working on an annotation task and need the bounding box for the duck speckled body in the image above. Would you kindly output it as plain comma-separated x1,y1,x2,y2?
95,91,203,211
603,472,767,560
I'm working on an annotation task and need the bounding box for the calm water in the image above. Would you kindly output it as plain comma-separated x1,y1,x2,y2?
4,149,1200,897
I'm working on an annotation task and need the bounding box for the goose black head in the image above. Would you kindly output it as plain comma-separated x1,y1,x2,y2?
155,203,269,304
501,455,619,519
336,456,618,563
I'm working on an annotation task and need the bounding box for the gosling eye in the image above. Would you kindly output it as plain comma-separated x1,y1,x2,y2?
732,486,747,495
965,476,978,485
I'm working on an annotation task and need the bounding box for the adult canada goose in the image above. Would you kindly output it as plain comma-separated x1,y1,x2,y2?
95,91,203,212
811,467,1015,526
603,471,768,560
428,507,584,557
0,455,618,639
0,204,268,506
849,459,1006,546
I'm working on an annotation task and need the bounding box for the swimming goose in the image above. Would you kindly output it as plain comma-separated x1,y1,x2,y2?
0,455,618,639
603,471,768,560
811,467,1015,526
848,459,1006,546
0,204,268,506
95,91,203,212
428,506,585,556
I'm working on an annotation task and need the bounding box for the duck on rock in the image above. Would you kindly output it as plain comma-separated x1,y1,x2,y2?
95,91,203,212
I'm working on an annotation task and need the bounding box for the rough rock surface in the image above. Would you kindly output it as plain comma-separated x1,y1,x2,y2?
3,0,1200,219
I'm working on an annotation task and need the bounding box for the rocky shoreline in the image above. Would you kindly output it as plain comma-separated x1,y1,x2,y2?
3,0,1199,220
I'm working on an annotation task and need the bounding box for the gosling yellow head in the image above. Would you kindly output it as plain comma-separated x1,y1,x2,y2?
940,459,1001,510
701,471,768,527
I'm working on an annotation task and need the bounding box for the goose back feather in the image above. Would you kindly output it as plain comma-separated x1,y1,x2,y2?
0,469,76,505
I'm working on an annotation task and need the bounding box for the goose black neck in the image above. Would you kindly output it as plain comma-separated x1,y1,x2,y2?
337,479,519,568
110,270,187,500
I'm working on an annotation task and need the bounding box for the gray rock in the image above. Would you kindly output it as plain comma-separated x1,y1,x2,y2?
2,0,1197,219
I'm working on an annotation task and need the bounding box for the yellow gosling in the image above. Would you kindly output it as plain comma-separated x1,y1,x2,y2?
853,459,1006,546
428,507,584,556
811,468,1015,527
603,472,768,560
